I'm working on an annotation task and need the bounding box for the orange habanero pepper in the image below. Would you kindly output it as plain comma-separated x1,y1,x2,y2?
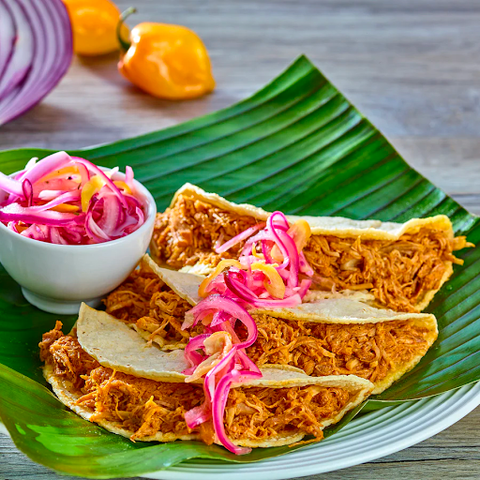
117,8,215,100
63,0,128,56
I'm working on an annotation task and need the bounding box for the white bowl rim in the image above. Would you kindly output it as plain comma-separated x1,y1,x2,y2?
0,167,157,250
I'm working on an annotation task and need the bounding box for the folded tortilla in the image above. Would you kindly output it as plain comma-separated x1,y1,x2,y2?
151,183,470,313
104,254,203,350
104,255,438,395
40,306,373,448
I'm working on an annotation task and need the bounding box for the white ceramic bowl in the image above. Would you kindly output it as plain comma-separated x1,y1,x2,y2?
0,169,156,314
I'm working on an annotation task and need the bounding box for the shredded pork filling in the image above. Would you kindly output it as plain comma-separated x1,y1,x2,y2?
244,315,431,384
104,267,201,347
152,195,259,269
103,269,432,385
152,195,468,312
39,323,352,444
304,230,466,312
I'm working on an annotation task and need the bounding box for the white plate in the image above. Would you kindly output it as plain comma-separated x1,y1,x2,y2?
1,383,479,479
144,382,480,479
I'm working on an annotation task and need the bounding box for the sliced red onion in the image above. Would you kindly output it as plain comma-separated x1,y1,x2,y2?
183,334,210,374
182,304,260,454
217,319,242,344
110,196,144,237
61,223,84,244
184,295,258,350
0,0,72,126
182,210,317,454
21,223,48,241
185,363,218,430
184,400,211,430
38,190,68,201
236,350,261,375
203,358,220,403
125,166,135,192
267,212,299,287
234,369,263,385
212,369,251,455
183,307,209,330
0,1,16,82
1,153,146,245
49,227,68,245
240,230,270,257
26,191,79,212
225,271,302,309
96,192,120,237
0,203,81,226
24,156,37,170
18,151,71,183
85,212,111,243
213,365,263,455
0,0,33,102
210,310,231,328
297,279,312,299
261,239,274,264
72,157,128,208
134,206,145,227
271,211,290,230
186,351,262,454
215,223,265,254
21,179,33,206
62,227,82,244
0,171,25,196
194,210,314,311
299,251,314,276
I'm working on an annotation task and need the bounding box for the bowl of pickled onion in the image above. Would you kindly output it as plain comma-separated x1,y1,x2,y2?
0,151,156,314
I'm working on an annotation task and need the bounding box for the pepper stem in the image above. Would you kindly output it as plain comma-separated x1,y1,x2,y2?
117,7,137,51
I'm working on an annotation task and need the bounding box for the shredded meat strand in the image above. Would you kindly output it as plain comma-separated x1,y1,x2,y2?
304,230,467,312
225,385,350,442
103,268,432,386
39,321,100,390
103,267,432,387
244,315,431,384
39,326,352,443
152,195,259,269
152,194,470,312
104,264,200,347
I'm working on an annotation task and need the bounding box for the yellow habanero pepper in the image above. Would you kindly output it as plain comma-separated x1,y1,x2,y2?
117,8,215,100
63,0,129,56
251,262,286,299
198,260,244,297
81,175,105,212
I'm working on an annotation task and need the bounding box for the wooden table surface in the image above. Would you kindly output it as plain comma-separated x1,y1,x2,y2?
1,0,479,478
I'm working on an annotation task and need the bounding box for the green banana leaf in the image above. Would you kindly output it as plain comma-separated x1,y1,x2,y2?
0,55,478,477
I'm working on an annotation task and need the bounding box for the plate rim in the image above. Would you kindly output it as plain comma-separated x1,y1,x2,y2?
140,382,480,480
1,384,478,478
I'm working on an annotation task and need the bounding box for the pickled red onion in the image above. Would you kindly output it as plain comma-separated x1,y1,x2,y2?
215,222,265,253
183,210,314,454
204,211,313,308
183,331,261,455
0,151,146,244
183,295,258,350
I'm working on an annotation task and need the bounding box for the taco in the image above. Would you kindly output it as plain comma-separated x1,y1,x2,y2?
151,183,471,312
39,306,373,449
104,255,438,394
103,254,203,350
